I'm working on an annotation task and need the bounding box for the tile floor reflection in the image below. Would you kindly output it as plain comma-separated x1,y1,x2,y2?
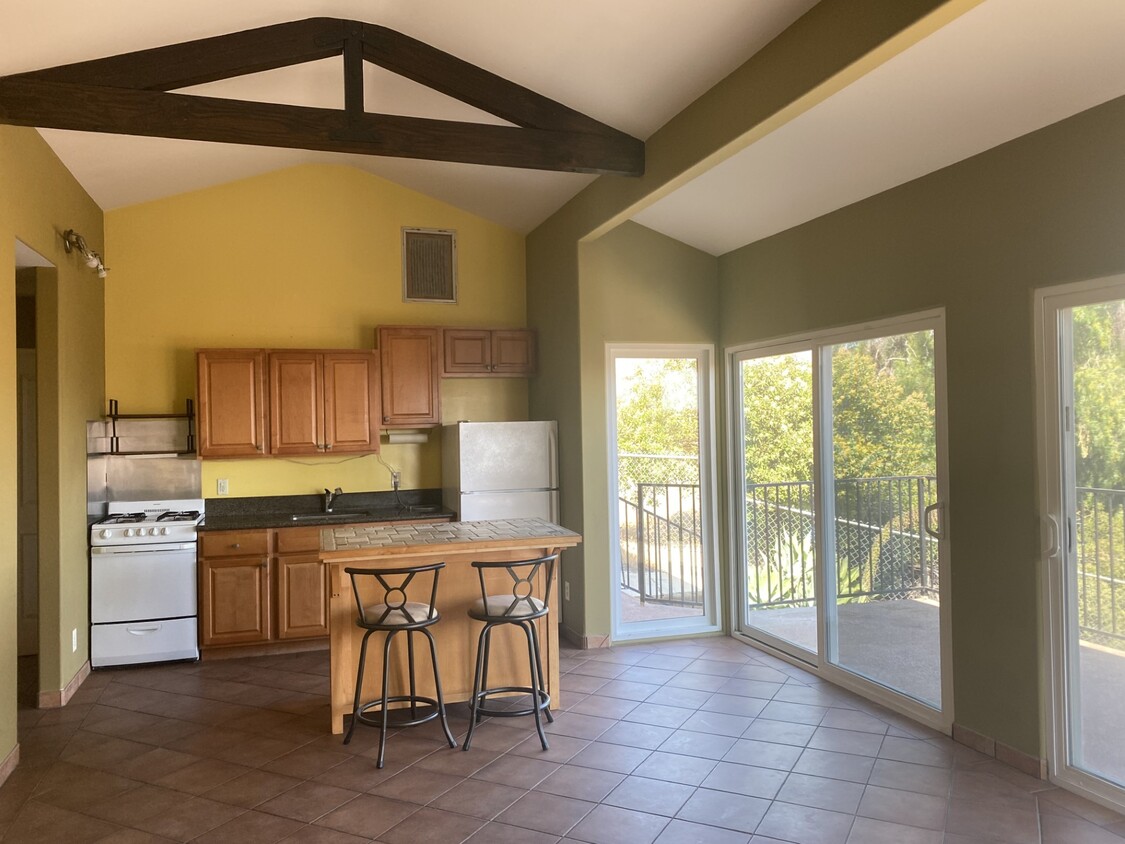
2,638,1124,843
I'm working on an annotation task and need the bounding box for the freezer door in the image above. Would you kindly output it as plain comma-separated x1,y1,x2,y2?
454,421,557,492
458,490,558,522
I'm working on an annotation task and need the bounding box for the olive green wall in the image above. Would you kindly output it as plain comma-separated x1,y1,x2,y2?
719,92,1125,756
0,126,105,769
528,0,957,639
575,223,718,638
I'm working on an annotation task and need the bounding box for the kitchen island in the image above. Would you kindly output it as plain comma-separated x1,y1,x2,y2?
320,517,582,735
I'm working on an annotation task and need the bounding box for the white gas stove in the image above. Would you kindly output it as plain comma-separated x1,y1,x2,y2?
89,498,204,667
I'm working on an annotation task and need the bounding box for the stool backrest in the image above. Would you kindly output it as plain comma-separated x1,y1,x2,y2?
471,553,557,617
345,562,444,627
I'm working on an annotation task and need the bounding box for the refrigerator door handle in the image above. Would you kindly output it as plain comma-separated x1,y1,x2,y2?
548,424,559,489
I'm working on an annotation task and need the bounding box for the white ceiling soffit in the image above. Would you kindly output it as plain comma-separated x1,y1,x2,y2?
2,0,816,231
632,0,1125,256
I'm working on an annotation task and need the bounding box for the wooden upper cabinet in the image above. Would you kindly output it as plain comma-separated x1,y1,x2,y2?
441,328,536,377
492,329,537,375
323,352,380,452
270,352,324,455
378,326,441,427
197,350,267,458
268,350,380,455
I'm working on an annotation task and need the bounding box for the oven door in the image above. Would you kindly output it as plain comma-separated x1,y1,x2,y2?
90,543,197,623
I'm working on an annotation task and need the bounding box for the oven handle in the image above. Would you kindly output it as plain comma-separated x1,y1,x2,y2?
91,543,196,555
126,625,162,636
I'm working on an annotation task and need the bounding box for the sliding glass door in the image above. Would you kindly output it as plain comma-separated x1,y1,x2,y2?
733,313,950,725
1040,279,1125,809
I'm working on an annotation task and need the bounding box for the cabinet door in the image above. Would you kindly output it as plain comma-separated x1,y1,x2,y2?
197,350,267,458
378,327,441,427
269,352,324,455
199,555,270,646
324,352,380,453
276,553,330,639
492,329,537,375
443,329,491,375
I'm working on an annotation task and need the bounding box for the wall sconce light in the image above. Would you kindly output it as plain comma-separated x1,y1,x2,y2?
62,229,108,278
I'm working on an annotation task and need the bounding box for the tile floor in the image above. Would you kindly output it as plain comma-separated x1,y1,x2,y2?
3,635,1125,843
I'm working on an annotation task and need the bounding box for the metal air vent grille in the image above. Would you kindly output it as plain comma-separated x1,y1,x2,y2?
403,228,457,303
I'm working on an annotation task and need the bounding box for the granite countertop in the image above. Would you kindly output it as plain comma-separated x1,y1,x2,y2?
199,489,454,532
321,517,581,555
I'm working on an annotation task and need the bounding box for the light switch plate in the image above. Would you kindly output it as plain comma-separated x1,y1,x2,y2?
217,478,229,495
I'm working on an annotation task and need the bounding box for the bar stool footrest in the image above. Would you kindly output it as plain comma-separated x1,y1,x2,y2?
354,695,445,730
471,685,551,719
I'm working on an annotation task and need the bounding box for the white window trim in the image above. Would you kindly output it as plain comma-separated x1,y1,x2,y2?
606,343,722,642
726,309,953,734
1035,273,1125,814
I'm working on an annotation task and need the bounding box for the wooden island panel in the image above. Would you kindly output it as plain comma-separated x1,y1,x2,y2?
321,518,581,735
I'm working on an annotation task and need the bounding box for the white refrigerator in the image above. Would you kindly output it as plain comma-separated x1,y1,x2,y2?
442,421,559,522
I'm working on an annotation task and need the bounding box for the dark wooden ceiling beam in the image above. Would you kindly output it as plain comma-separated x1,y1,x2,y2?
0,79,644,175
9,18,347,91
0,18,645,176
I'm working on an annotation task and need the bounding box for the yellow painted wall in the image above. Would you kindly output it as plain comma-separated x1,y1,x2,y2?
0,126,105,764
105,164,528,498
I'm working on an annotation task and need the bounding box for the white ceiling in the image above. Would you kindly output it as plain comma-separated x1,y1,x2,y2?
0,0,815,232
6,1,1125,251
633,0,1125,255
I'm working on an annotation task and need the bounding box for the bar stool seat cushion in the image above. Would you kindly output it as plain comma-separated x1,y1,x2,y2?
470,595,546,619
361,601,434,627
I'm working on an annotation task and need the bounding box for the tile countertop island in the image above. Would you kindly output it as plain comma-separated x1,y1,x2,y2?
320,518,582,735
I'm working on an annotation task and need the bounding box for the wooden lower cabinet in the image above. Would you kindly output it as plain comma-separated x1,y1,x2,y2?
199,527,328,654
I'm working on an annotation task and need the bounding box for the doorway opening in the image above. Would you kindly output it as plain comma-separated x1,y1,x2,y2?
608,345,720,641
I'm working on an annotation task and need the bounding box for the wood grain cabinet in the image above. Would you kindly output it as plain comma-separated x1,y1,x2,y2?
198,530,271,646
199,527,329,654
377,326,442,427
196,350,267,458
442,328,536,376
269,351,380,455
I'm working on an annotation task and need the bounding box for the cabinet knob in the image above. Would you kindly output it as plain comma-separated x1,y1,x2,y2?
325,443,333,450
231,543,241,549
383,416,389,423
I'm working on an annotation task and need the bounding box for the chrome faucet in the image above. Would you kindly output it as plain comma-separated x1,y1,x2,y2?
324,487,343,512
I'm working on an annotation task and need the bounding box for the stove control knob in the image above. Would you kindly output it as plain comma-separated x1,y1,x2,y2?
160,527,170,536
148,527,158,536
124,528,135,537
100,529,112,540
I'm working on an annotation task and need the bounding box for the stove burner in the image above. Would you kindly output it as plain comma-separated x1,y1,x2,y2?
157,510,201,523
101,512,147,525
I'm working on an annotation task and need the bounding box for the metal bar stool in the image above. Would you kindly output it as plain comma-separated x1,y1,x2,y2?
463,553,558,752
343,562,457,768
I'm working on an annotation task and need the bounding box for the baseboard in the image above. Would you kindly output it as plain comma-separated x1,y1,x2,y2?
38,660,90,709
0,743,18,789
201,640,329,661
953,722,1047,779
558,624,610,650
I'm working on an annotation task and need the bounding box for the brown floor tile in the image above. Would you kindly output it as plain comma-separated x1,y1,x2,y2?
632,750,718,786
154,757,253,795
472,754,560,788
371,765,463,804
258,780,361,822
81,784,186,826
534,765,625,802
566,804,669,844
133,796,247,842
379,806,487,844
315,793,418,839
603,776,695,817
203,768,303,808
277,824,371,844
192,809,307,843
676,787,770,834
654,818,750,844
495,790,595,835
464,820,562,844
3,800,121,844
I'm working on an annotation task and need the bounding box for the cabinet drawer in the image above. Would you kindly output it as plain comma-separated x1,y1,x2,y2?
200,530,269,558
275,526,322,554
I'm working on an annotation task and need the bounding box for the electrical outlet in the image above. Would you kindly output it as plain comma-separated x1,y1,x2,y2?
71,628,78,653
564,581,570,601
391,471,401,490
217,478,229,495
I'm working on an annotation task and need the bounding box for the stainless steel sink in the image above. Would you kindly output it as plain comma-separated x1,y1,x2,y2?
289,511,369,523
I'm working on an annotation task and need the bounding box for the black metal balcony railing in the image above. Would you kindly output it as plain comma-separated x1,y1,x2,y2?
616,460,1125,647
1076,487,1125,647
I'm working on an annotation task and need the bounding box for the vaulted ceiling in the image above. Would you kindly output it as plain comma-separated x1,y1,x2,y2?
5,1,1125,253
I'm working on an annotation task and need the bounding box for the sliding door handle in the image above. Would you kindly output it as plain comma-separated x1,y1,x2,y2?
924,501,945,540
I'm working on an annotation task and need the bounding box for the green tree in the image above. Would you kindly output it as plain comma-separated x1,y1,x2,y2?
1073,301,1125,490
